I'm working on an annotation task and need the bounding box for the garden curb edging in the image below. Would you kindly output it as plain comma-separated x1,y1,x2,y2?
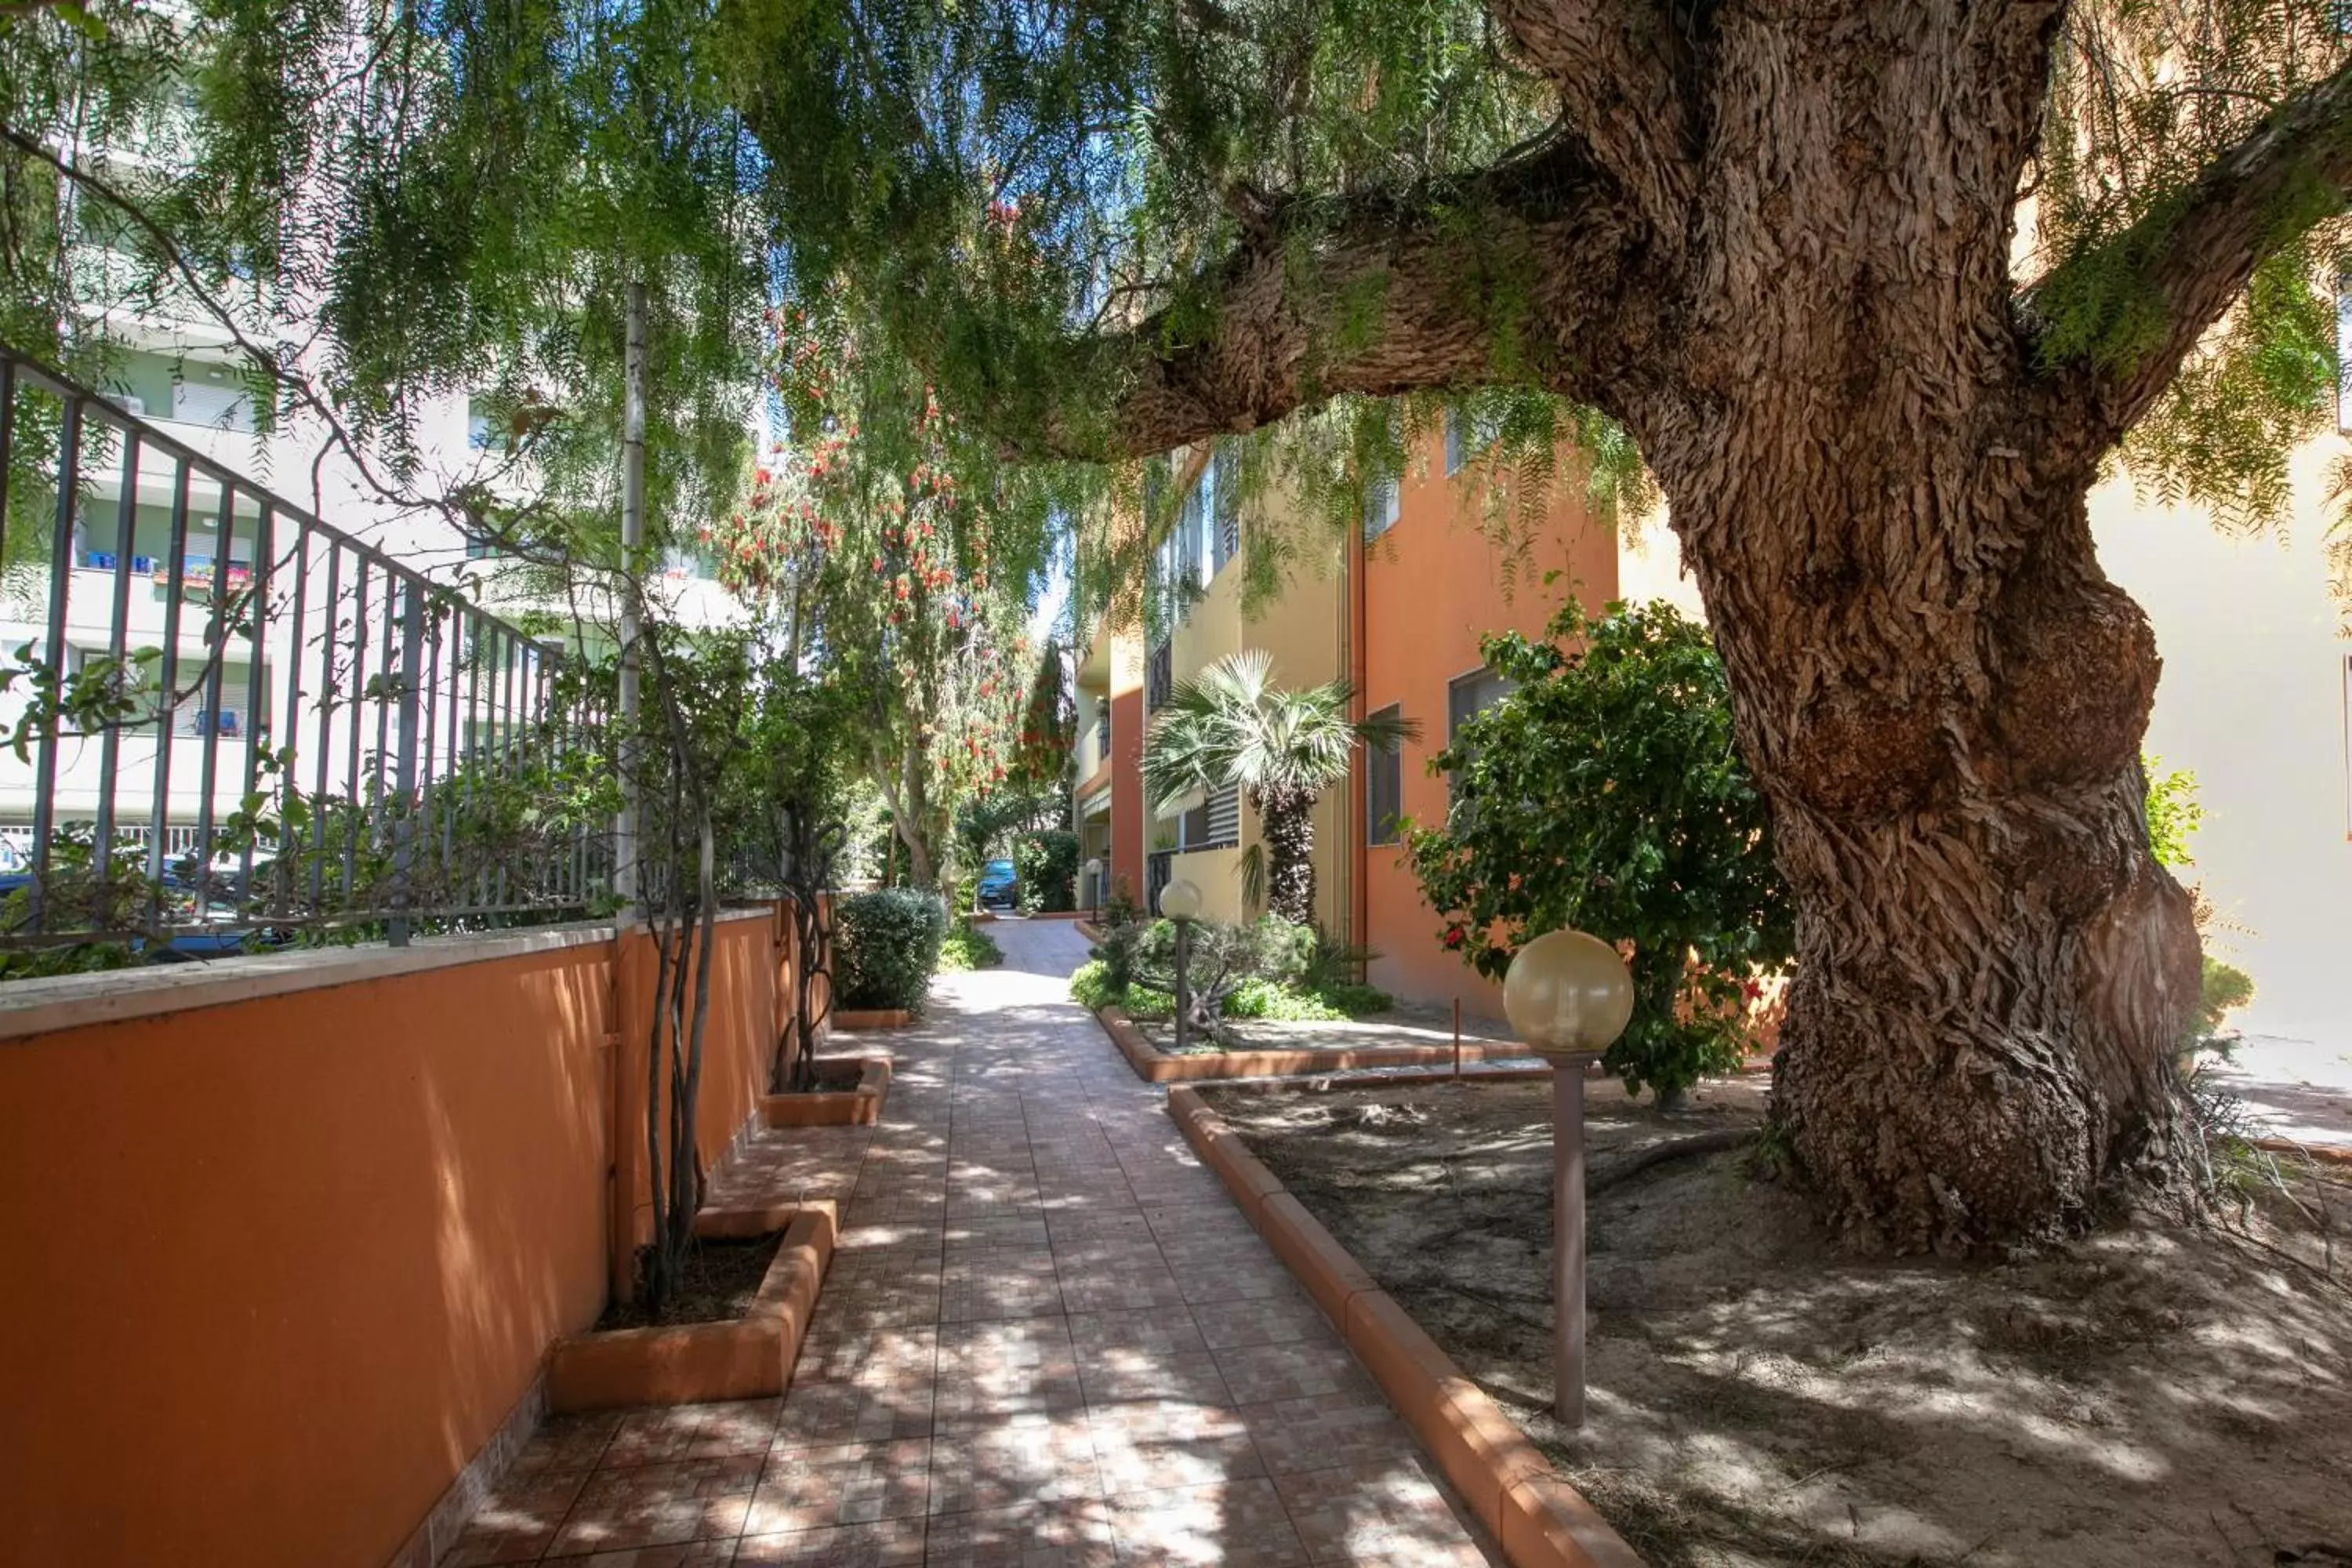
543,1202,836,1414
760,1056,892,1127
1165,1085,1646,1568
1094,1004,1529,1083
2254,1137,2352,1168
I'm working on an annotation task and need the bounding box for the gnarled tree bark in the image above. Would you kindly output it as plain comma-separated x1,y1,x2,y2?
861,1,2352,1252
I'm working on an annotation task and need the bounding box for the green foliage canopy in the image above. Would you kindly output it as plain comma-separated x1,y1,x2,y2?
1406,599,1794,1101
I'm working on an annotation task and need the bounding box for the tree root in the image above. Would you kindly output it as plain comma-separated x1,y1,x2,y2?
1589,1129,1760,1197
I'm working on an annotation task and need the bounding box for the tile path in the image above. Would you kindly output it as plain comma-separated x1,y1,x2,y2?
442,917,1504,1568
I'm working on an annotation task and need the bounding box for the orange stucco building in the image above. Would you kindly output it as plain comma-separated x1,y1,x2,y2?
1075,419,1620,1019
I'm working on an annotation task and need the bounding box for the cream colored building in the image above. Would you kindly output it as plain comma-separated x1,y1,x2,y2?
1621,463,2352,1048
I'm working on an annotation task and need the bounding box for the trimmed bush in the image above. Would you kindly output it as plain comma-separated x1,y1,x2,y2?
1316,981,1392,1016
939,916,1004,971
835,888,949,1011
1014,829,1080,913
1070,959,1119,1011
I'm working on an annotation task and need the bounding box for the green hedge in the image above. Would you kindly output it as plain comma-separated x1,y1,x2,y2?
835,889,949,1011
1014,829,1080,913
939,916,1004,972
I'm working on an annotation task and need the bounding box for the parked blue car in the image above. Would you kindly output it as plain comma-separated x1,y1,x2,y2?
975,858,1019,911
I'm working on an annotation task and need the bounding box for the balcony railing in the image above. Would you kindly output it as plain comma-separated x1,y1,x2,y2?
0,344,612,953
1146,640,1172,711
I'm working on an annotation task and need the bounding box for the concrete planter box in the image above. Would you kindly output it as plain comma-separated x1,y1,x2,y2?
545,1205,835,1414
833,1007,915,1030
760,1057,892,1128
1164,1087,1642,1568
1094,1004,1528,1083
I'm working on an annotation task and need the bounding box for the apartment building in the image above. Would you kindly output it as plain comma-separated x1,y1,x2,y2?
1073,421,1619,1018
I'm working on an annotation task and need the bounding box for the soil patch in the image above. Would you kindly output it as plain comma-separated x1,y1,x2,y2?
1137,1000,1522,1058
1203,1077,2352,1568
595,1233,785,1332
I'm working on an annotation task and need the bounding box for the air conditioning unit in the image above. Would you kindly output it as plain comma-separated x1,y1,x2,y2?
119,395,147,416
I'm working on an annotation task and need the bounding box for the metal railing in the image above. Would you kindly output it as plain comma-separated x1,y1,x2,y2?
0,344,614,952
1146,639,1172,711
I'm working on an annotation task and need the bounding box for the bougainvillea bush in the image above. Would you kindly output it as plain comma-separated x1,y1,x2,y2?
1407,600,1794,1102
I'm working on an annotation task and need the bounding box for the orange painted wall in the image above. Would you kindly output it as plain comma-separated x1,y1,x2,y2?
1358,437,1618,1018
0,909,793,1568
1110,652,1146,906
611,912,782,1275
0,943,614,1568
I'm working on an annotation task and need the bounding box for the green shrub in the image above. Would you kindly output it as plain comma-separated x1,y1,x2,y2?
1014,830,1080,913
1070,959,1119,1011
1406,600,1792,1103
1124,985,1175,1018
1316,981,1392,1016
1225,977,1392,1021
1226,979,1345,1022
2198,956,2255,1038
939,916,1003,971
834,888,949,1011
1091,916,1147,993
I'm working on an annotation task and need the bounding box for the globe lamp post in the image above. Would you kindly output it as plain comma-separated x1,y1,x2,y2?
1158,877,1204,1051
1083,857,1103,910
1502,927,1634,1428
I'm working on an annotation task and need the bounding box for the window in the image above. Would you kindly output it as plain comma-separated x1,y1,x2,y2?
1445,412,1466,476
1363,479,1399,543
171,361,254,433
1178,783,1239,851
1446,666,1515,801
1366,704,1403,846
1094,704,1110,765
1155,473,1212,622
1146,640,1173,710
1211,446,1240,572
1447,666,1514,742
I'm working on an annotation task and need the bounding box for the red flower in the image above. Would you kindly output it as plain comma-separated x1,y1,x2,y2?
1443,926,1466,950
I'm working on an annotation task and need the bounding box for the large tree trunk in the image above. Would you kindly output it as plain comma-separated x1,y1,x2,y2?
1635,6,2205,1254
1679,474,2203,1253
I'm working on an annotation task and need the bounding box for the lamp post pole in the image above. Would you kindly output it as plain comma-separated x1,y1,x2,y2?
1158,878,1205,1051
1173,916,1192,1051
1501,928,1633,1432
1552,1056,1590,1427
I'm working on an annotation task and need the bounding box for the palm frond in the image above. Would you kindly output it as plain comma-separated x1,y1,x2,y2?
1237,841,1266,914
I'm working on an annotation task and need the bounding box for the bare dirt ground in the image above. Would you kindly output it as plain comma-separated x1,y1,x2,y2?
1203,1076,2352,1568
1134,999,1526,1056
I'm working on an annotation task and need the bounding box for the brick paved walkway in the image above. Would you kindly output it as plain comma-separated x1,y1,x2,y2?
444,917,1502,1566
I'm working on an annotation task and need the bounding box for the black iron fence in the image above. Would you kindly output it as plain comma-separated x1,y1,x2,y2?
0,345,614,955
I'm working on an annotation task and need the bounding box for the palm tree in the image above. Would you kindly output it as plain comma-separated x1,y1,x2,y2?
1143,649,1417,925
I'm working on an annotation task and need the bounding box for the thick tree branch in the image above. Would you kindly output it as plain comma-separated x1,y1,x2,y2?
1022,140,1661,459
1483,0,1697,234
2028,52,2352,448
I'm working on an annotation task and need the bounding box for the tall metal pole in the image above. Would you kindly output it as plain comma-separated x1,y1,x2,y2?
1553,1061,1588,1427
615,281,646,918
1173,917,1191,1053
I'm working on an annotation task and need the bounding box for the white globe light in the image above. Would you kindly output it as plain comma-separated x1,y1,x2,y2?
1083,858,1103,876
1503,929,1635,1060
1158,877,1204,922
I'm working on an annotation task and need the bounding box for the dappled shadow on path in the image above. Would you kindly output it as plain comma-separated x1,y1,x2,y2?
441,915,1501,1565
